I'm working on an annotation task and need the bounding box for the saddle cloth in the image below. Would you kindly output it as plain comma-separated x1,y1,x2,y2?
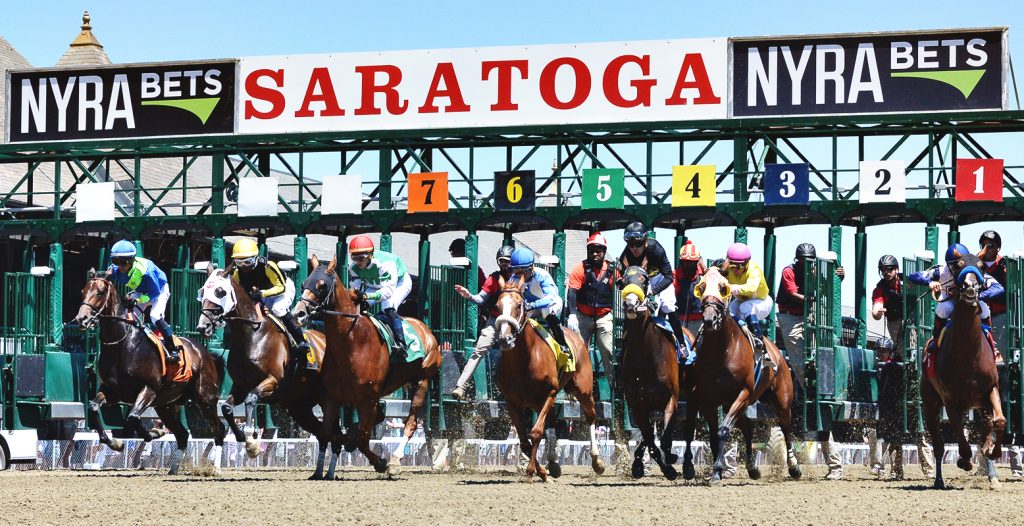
528,319,576,374
923,322,1000,379
367,315,426,363
143,328,193,384
652,317,695,366
267,314,320,370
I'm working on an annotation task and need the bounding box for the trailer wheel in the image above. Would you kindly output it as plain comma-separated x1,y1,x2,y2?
0,438,8,470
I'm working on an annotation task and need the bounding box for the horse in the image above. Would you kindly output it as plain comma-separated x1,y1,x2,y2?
683,267,801,483
195,265,337,479
492,277,606,481
921,254,1005,489
291,255,440,479
619,265,689,480
73,272,232,475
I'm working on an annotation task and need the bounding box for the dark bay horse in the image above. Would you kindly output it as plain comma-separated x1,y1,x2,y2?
291,255,440,479
74,273,232,475
619,265,689,480
921,254,1005,489
493,278,606,482
684,267,801,483
195,266,336,478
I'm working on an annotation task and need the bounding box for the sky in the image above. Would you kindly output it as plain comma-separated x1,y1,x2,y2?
3,1,1023,336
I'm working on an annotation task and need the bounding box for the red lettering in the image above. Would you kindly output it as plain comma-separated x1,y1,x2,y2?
664,53,721,106
354,65,409,116
244,69,285,120
482,60,528,111
418,63,470,114
294,67,344,118
539,58,591,110
603,55,655,108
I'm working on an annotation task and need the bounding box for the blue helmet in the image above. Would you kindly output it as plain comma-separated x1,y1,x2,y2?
509,248,535,269
945,243,969,264
111,240,137,258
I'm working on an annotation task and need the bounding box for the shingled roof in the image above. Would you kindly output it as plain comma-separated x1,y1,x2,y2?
56,12,111,67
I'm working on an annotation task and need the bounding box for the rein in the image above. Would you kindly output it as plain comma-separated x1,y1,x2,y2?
304,273,361,319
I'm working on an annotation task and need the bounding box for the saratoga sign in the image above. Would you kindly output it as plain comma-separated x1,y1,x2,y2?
236,39,728,134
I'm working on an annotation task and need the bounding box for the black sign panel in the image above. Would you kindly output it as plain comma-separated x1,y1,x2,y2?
494,170,536,211
7,60,236,142
732,29,1005,117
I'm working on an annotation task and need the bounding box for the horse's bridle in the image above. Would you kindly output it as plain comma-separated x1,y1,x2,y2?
701,296,726,332
198,282,262,332
300,270,359,319
494,288,528,345
77,279,139,346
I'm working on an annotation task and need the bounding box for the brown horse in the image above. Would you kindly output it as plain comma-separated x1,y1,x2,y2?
921,254,1005,489
619,265,689,480
74,273,232,475
683,267,800,483
291,255,440,478
195,265,337,479
492,277,606,481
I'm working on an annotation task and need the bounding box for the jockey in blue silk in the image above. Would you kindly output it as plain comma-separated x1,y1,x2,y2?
105,239,180,361
908,243,1004,333
508,248,568,349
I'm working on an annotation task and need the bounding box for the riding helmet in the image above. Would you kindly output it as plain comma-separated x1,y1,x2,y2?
496,245,515,261
348,235,375,254
877,254,899,270
875,337,895,353
449,238,466,253
110,240,137,258
679,240,702,261
587,232,609,248
944,243,969,264
980,230,1002,249
726,243,752,263
509,248,535,269
623,222,647,241
795,243,816,260
232,238,259,259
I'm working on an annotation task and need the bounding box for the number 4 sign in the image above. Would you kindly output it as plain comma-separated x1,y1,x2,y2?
671,165,716,207
859,160,906,203
582,168,625,210
763,163,809,205
408,172,449,213
955,158,1004,202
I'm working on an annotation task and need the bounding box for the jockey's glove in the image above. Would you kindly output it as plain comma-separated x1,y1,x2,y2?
249,288,263,302
525,301,537,311
567,314,579,332
366,292,383,302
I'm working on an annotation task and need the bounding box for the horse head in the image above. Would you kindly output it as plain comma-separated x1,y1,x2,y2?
196,265,240,338
494,276,527,348
294,255,361,326
619,265,650,320
695,267,731,332
952,253,983,311
74,269,118,330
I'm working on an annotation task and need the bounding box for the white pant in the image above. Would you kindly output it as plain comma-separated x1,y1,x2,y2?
935,299,989,320
728,296,774,320
367,273,413,310
262,278,296,317
130,284,170,322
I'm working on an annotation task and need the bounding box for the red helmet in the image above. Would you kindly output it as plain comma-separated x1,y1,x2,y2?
587,232,608,248
679,240,702,261
348,235,375,254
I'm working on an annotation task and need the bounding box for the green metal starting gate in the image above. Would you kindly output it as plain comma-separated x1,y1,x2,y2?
898,255,935,434
1005,256,1024,435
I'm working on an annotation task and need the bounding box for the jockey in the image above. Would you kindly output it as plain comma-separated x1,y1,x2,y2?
673,240,706,333
721,242,773,348
616,222,689,350
871,255,907,352
508,248,568,351
106,239,179,361
348,235,412,357
230,238,314,372
450,245,516,400
908,243,1004,334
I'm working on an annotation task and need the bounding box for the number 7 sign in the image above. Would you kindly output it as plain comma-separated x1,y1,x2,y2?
408,172,449,213
955,158,1003,202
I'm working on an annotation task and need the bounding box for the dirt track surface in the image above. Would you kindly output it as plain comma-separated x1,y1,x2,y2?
2,464,1022,525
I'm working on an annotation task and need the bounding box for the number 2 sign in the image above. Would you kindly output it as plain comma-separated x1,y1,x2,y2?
859,160,906,203
582,168,625,210
408,172,449,213
955,158,1004,202
763,163,809,205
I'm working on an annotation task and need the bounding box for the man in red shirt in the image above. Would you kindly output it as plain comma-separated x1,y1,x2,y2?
673,240,706,334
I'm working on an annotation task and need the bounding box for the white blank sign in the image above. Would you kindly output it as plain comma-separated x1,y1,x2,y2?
238,178,279,217
859,160,906,204
75,182,116,223
321,175,363,215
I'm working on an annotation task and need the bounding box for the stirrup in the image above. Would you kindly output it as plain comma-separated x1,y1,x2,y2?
451,386,467,401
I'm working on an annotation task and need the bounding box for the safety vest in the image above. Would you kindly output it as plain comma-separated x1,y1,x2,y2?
577,259,613,316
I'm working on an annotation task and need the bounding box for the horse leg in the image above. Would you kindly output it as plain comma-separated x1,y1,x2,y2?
985,391,1006,460
242,376,279,458
193,388,226,471
505,404,533,476
660,395,679,466
387,376,431,478
979,408,1002,489
681,400,698,480
319,397,343,481
632,408,654,479
737,415,759,480
155,405,189,475
355,400,389,474
920,380,945,489
703,404,721,483
764,383,801,480
124,386,160,441
947,409,973,473
711,391,751,484
87,391,123,452
220,395,245,443
286,400,330,480
528,391,559,482
571,384,606,476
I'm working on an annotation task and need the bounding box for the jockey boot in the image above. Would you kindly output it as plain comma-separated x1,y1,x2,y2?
154,319,180,361
383,308,408,360
667,315,688,358
545,314,573,366
282,313,315,372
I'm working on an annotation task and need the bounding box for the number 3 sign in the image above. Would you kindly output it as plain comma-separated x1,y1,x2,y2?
582,168,625,210
763,163,809,205
859,160,906,203
408,172,449,213
955,158,1004,202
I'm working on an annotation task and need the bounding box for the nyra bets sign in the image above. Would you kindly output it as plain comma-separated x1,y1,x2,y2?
732,28,1006,117
237,39,727,134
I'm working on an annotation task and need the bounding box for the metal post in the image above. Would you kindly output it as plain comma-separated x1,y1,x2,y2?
925,224,940,259
764,224,777,340
380,232,392,253
948,222,960,246
209,237,226,355
337,228,350,287
855,223,868,348
294,236,308,302
829,225,843,346
379,149,392,210
211,238,225,269
46,243,63,352
674,227,686,260
466,232,483,399
734,134,749,202
211,154,225,214
734,226,748,244
553,230,567,299
417,234,431,321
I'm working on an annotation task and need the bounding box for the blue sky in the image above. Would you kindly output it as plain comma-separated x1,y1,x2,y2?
4,1,1022,333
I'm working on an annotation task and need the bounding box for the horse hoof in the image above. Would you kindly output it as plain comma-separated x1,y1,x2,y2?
631,458,645,479
957,458,973,472
664,452,678,465
245,439,260,458
373,458,389,474
546,461,562,479
683,463,696,481
591,457,606,476
387,464,401,479
709,472,722,485
109,438,124,452
308,473,323,481
934,479,946,490
167,467,179,476
747,467,762,480
663,465,679,481
988,445,1003,460
789,466,802,480
989,477,1001,491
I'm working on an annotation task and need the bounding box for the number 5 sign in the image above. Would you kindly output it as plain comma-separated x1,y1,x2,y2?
763,163,809,205
955,158,1004,202
408,172,449,213
859,160,906,203
494,170,536,211
671,165,716,207
582,168,625,210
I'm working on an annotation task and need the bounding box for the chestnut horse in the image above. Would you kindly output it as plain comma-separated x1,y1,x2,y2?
74,273,232,475
195,266,337,479
493,277,606,481
921,254,1005,489
683,267,801,483
619,265,689,480
291,255,440,479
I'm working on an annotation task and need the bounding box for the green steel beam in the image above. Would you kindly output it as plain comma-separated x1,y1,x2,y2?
855,223,868,348
46,243,62,352
293,236,308,301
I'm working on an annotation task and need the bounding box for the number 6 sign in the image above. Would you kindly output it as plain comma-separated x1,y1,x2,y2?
408,171,449,213
763,163,809,205
859,160,906,204
582,168,625,210
955,158,1004,202
494,170,536,211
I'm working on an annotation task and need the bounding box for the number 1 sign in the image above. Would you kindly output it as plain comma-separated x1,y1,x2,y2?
955,158,1004,202
763,163,809,205
859,160,906,203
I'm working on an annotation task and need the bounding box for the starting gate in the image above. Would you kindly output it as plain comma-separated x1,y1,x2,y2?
898,255,935,434
1006,257,1024,435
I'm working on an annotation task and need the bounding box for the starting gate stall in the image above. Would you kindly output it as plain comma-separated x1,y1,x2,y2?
896,254,936,436
1004,255,1024,436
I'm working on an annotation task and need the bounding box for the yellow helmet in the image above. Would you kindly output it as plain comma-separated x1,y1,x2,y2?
232,238,259,259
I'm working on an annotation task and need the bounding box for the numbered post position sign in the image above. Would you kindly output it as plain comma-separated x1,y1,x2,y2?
494,170,536,211
955,158,1004,202
859,160,906,203
763,163,809,205
671,165,716,207
408,171,449,213
582,168,625,210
